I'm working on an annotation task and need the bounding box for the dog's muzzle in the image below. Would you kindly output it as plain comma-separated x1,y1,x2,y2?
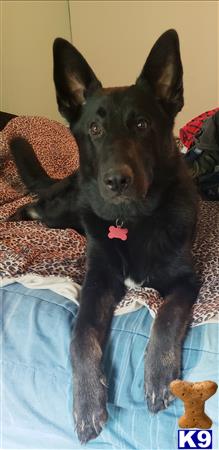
103,165,134,195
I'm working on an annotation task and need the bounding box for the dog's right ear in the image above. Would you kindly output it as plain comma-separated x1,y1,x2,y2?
53,38,102,122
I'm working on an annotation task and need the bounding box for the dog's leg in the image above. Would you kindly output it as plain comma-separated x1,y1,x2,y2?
71,259,124,443
144,273,199,413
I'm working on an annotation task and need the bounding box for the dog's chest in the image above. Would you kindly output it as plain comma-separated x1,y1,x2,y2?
118,234,153,288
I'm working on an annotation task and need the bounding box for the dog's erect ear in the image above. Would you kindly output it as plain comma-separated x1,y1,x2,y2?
53,38,102,121
136,30,183,117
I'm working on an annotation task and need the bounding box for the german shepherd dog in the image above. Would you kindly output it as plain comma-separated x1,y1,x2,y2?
10,30,199,443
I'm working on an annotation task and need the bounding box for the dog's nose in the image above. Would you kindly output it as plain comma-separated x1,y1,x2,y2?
103,166,133,193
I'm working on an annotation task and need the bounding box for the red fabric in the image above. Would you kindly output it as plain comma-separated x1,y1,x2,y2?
179,108,219,150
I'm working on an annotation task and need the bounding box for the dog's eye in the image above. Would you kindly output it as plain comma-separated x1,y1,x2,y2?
89,122,103,137
136,119,148,130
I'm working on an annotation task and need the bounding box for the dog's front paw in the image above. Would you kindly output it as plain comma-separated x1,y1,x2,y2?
145,378,176,413
73,375,108,444
7,207,27,221
144,347,180,413
8,204,40,222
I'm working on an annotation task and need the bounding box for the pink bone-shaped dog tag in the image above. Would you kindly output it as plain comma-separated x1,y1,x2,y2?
108,225,128,241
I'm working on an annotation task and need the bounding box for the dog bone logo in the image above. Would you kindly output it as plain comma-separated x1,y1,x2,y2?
170,379,218,429
108,225,128,241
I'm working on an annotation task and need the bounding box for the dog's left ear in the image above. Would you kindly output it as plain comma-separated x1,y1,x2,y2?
136,29,183,117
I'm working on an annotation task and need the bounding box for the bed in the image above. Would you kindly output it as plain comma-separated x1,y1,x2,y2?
0,113,218,449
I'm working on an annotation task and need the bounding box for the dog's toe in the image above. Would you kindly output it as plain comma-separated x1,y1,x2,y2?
73,373,108,443
145,385,175,413
74,405,107,444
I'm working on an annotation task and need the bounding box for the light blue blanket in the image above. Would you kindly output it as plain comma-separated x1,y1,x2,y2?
1,283,218,449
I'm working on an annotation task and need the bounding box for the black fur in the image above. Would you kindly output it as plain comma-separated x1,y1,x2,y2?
9,30,199,443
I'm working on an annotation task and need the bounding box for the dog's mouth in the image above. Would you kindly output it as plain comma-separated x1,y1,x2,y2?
88,179,152,222
99,184,149,205
97,165,151,207
107,194,133,205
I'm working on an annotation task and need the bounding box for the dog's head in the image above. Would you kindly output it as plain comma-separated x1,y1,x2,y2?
53,30,183,219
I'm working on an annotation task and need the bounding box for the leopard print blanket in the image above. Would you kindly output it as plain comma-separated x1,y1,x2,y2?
0,116,218,326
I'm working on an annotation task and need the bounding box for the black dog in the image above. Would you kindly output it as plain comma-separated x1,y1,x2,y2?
10,30,199,443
